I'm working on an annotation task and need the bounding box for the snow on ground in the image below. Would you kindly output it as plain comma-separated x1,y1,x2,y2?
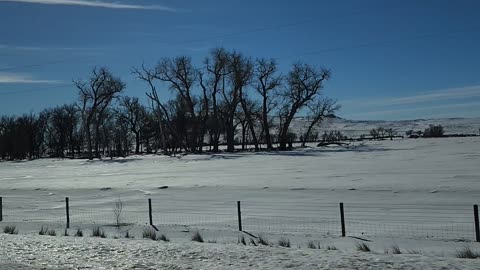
1,136,480,268
1,137,479,193
1,234,479,270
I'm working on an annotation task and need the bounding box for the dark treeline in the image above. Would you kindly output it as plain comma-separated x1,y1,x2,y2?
0,48,339,160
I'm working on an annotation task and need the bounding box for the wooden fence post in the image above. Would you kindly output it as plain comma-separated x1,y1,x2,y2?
0,197,3,222
474,204,479,242
65,197,70,229
237,201,242,231
340,202,346,237
148,198,153,226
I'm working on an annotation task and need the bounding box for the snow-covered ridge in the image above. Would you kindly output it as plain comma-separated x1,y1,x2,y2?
290,117,480,137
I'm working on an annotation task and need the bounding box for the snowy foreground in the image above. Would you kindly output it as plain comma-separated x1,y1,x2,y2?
1,234,478,270
1,137,480,268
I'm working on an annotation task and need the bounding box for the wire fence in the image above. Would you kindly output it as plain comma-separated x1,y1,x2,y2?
1,196,478,242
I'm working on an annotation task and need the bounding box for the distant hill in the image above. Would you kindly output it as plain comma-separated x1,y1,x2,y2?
289,117,480,138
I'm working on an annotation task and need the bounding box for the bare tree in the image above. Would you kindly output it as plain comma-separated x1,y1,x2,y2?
113,198,123,227
132,64,170,155
255,58,282,150
278,63,331,150
197,70,209,153
219,51,253,152
235,55,259,151
377,127,386,138
63,104,80,157
301,98,340,146
45,104,79,158
385,128,397,140
370,128,379,140
154,56,200,152
74,67,125,159
118,96,148,154
200,48,230,152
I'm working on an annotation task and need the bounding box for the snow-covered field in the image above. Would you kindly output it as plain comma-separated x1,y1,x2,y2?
1,135,480,268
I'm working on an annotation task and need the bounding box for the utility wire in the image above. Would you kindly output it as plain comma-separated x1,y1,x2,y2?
0,5,397,73
289,27,480,60
1,27,478,97
1,6,477,96
155,7,381,46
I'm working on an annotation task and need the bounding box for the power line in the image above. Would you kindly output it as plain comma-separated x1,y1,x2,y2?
1,27,478,97
0,5,394,73
156,7,377,46
288,27,480,60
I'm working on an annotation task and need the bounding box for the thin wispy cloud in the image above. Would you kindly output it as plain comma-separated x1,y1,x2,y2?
0,44,99,52
342,84,480,107
0,72,62,84
0,0,177,11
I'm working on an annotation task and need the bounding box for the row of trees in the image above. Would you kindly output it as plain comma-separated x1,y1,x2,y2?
0,48,339,160
370,127,398,140
406,125,445,138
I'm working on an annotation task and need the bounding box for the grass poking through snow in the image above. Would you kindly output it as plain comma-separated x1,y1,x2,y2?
307,241,317,249
326,245,337,251
3,225,18,235
390,244,402,254
158,233,169,242
278,237,291,248
238,236,246,245
74,228,83,237
407,249,423,255
142,227,157,240
39,226,56,236
356,242,371,252
456,246,480,259
39,226,48,235
258,235,269,246
191,231,204,243
142,227,168,241
91,227,106,238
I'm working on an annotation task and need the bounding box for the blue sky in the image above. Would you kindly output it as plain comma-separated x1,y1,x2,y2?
0,0,479,120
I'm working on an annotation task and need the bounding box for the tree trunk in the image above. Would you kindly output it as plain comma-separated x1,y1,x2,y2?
262,97,273,150
240,98,259,152
95,124,101,159
279,115,295,151
241,121,246,150
212,94,220,152
86,126,93,160
134,131,140,154
226,121,235,152
302,115,322,147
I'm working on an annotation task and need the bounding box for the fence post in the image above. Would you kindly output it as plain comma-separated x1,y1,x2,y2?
474,204,479,242
340,202,346,237
0,197,3,222
237,201,242,231
65,197,70,229
148,198,153,226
